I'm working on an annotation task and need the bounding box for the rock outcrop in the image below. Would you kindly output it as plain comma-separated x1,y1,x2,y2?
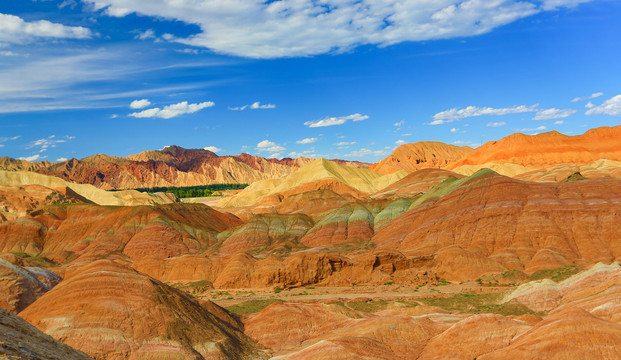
369,141,474,174
19,260,268,360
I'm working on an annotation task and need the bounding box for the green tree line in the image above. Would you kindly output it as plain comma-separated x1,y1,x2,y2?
122,184,248,198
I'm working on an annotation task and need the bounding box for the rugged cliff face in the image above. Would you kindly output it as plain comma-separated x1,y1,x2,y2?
369,141,474,174
0,145,369,189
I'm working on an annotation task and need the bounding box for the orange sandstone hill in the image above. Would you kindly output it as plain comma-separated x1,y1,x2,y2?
448,125,621,170
19,260,267,360
0,145,370,190
369,141,474,174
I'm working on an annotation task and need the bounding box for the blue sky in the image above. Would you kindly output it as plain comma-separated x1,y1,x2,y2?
0,0,620,163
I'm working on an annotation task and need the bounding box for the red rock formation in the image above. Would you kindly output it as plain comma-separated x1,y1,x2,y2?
373,170,621,279
479,308,621,360
0,203,242,265
370,168,464,199
370,142,474,174
19,260,267,360
0,259,61,313
449,125,621,170
0,145,370,189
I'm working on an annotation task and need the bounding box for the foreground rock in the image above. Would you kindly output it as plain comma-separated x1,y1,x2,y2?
0,258,61,313
0,308,92,359
19,260,267,360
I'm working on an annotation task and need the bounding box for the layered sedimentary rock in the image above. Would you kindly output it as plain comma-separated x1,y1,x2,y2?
369,142,474,174
19,260,267,360
0,146,369,189
0,258,61,313
0,171,171,207
0,203,242,264
0,184,91,221
218,158,406,208
449,125,621,170
373,169,621,279
0,307,92,360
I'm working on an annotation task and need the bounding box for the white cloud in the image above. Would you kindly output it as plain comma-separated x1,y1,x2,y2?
268,152,282,159
129,99,151,109
334,141,356,146
56,157,68,162
542,0,595,11
18,154,46,162
585,101,595,109
129,101,214,119
257,140,285,152
554,120,564,124
394,120,405,127
431,104,538,124
110,114,118,119
345,148,387,158
402,133,412,136
533,108,576,120
250,101,275,109
571,92,604,103
585,95,621,117
230,101,276,110
517,125,547,132
83,0,588,59
134,29,156,40
26,135,73,153
486,122,507,127
296,137,317,144
305,113,368,128
203,146,222,153
450,127,459,133
0,13,92,44
395,140,406,145
0,51,20,57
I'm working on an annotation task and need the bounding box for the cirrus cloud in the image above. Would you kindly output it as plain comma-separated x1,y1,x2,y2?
305,113,368,128
533,108,576,120
84,0,591,58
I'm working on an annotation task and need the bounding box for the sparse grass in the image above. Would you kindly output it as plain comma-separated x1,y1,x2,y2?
385,281,395,285
274,287,283,294
419,292,541,316
396,300,420,308
529,265,580,282
436,279,451,286
225,299,284,315
346,299,388,313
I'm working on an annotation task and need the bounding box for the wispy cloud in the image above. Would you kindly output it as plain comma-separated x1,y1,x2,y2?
516,125,547,132
486,122,506,127
229,101,276,110
431,105,538,124
570,92,603,103
345,148,387,157
585,94,621,117
129,101,214,119
296,137,317,144
305,113,368,128
89,0,589,58
26,135,74,153
533,108,576,120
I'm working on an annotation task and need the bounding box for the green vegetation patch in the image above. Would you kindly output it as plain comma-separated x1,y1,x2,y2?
346,299,389,313
419,292,540,316
125,183,248,198
225,299,284,315
529,265,580,282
